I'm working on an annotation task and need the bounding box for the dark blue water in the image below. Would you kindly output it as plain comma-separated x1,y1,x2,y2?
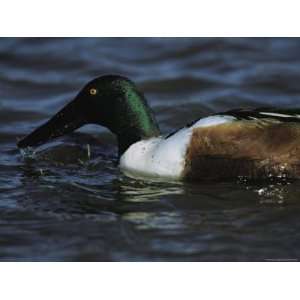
1,38,300,261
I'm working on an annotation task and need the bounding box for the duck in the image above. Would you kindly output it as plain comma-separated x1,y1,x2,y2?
17,75,300,181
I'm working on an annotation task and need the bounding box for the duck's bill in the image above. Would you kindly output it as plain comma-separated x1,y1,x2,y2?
17,98,86,148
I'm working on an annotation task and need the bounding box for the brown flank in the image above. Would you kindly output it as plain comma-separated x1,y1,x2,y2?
183,120,300,180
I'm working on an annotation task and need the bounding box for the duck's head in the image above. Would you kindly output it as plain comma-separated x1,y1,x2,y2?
17,75,160,156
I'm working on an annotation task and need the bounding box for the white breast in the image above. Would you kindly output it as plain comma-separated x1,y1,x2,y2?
119,115,236,180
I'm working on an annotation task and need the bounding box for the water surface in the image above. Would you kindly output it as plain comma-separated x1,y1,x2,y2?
1,38,300,261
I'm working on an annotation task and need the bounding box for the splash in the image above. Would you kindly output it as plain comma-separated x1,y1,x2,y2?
87,144,91,160
19,147,36,160
256,183,290,204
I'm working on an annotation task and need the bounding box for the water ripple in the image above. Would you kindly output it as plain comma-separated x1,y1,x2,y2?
1,38,300,261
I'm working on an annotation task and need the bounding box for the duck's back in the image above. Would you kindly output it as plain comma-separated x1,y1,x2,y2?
183,108,300,181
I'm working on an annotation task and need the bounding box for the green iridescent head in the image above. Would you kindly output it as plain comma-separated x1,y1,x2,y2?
18,75,161,156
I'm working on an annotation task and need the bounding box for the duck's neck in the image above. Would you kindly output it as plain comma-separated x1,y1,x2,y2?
117,119,160,157
115,90,160,157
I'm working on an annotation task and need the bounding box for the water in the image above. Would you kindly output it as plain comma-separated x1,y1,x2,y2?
1,37,300,261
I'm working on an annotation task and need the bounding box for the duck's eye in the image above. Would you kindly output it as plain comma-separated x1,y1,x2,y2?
89,88,98,95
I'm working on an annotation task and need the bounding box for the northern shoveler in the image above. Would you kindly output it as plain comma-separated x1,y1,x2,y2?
17,75,300,181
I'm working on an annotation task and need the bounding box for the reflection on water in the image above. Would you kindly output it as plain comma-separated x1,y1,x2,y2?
1,38,300,261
